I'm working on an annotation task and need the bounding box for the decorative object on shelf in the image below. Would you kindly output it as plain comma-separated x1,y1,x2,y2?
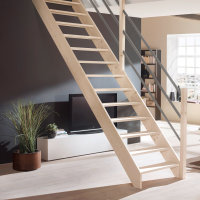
141,67,149,78
142,55,156,64
5,102,52,171
148,83,154,92
141,86,147,93
153,83,156,92
170,92,175,101
177,85,181,102
146,100,155,107
56,129,68,136
46,123,58,139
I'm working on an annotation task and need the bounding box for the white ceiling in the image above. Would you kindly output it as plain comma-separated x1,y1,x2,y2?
84,0,200,18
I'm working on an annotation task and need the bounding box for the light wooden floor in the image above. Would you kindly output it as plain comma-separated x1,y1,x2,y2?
1,121,200,200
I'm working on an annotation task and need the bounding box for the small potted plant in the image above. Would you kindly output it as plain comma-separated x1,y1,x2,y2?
5,102,51,171
46,123,58,139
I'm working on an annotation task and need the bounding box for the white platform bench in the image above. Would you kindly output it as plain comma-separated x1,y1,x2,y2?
37,129,127,161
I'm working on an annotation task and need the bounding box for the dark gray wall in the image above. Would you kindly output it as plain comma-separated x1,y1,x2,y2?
0,0,141,163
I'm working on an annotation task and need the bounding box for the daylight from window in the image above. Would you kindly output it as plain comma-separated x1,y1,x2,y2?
167,34,200,101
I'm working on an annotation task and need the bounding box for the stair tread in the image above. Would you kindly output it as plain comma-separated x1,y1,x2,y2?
103,102,140,107
140,162,179,174
45,0,81,6
120,131,159,139
72,47,109,52
129,146,169,156
87,74,124,78
64,34,101,40
95,88,132,92
79,61,117,64
57,21,93,28
111,116,147,123
50,9,86,16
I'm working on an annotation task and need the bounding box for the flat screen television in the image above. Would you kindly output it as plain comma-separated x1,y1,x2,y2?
69,93,117,134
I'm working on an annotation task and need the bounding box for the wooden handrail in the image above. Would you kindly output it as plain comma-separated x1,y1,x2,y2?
180,88,187,179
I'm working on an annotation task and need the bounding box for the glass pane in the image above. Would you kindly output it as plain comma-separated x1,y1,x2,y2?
196,58,200,67
187,36,195,46
178,47,186,56
186,68,195,75
177,58,185,67
196,47,200,56
196,68,200,74
186,47,194,56
187,58,195,67
196,37,200,46
178,67,185,74
178,37,186,46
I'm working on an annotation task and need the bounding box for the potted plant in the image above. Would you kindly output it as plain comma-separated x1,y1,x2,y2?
5,102,51,171
46,123,58,139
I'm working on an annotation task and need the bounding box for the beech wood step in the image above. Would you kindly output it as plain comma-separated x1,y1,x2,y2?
57,21,93,28
103,102,140,107
120,131,159,139
45,0,81,6
111,116,147,123
50,9,86,16
79,61,117,65
95,88,132,92
140,162,179,174
129,147,169,156
87,74,124,78
72,47,109,52
64,34,101,40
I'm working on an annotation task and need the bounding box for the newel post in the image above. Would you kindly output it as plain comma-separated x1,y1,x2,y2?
119,0,125,70
180,88,187,179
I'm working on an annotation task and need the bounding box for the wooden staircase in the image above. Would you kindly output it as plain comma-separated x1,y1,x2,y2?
32,0,181,189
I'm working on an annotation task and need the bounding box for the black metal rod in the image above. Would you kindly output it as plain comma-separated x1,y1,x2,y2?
97,1,180,118
88,0,119,45
124,52,180,140
123,30,181,118
87,0,180,139
123,10,180,96
102,0,119,25
115,0,119,5
114,0,179,96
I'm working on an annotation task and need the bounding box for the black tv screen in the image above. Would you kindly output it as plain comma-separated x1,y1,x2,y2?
69,93,117,134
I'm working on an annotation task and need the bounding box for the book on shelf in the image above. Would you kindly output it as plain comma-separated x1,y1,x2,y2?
146,100,155,107
142,56,156,64
141,83,156,93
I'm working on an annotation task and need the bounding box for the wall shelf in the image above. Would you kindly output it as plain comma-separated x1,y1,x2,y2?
141,49,161,120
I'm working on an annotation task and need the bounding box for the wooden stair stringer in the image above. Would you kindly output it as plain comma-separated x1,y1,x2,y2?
72,0,180,177
32,0,142,189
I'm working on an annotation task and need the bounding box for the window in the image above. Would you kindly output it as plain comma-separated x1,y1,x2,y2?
167,34,200,101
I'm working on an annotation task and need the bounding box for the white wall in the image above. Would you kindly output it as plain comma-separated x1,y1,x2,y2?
142,16,200,125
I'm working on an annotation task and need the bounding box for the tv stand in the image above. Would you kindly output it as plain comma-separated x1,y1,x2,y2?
37,129,127,161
